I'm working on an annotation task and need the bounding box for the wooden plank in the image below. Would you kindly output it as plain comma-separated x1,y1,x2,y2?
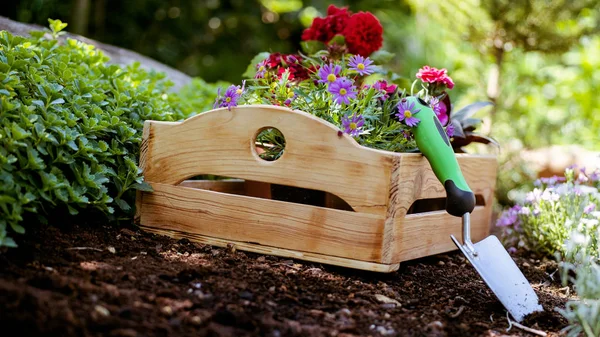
140,105,395,216
393,206,491,262
138,182,386,262
141,226,400,273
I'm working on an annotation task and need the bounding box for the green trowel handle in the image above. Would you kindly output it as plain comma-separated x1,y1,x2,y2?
407,97,475,217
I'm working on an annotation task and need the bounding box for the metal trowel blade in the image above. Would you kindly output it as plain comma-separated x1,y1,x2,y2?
450,234,544,322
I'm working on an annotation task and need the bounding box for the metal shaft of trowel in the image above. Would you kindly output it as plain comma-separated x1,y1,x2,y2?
462,213,477,255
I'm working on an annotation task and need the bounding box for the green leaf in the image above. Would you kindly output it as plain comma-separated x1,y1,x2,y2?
11,122,31,140
50,98,65,105
369,50,395,65
300,40,327,55
115,198,131,212
131,181,153,192
0,236,18,248
327,34,345,46
10,223,25,234
242,52,270,79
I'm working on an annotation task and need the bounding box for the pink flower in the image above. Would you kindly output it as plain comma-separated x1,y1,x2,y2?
416,66,455,89
429,96,448,125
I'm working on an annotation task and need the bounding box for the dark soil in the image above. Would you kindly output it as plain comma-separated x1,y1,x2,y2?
0,222,572,337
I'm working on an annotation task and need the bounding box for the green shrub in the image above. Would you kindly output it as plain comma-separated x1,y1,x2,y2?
0,20,217,247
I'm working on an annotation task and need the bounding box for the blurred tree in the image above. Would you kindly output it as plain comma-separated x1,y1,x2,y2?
405,0,599,121
0,0,411,83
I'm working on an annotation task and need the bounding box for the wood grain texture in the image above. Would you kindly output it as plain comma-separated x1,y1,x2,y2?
141,105,395,216
140,182,386,262
394,206,491,262
141,226,400,273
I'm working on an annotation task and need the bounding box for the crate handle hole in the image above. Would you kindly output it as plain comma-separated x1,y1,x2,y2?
252,127,286,162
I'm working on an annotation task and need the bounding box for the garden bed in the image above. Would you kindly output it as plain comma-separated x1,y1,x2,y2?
0,221,569,337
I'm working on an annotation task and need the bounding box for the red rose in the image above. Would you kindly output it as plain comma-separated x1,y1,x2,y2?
416,66,455,89
343,11,383,56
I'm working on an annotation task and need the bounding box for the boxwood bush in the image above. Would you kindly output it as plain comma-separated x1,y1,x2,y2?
0,20,223,247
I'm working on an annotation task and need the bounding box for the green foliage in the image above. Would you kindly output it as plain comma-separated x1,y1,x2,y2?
0,21,217,247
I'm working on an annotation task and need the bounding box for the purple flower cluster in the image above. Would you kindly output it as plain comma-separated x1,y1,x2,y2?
496,204,522,227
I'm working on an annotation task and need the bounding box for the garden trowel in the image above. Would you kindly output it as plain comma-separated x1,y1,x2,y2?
406,96,543,322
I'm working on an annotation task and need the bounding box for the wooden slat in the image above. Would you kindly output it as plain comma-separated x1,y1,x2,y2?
140,105,395,216
393,206,491,261
141,226,400,273
139,182,386,262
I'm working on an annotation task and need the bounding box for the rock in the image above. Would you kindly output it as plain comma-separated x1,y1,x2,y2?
161,306,173,316
374,294,401,307
94,305,110,317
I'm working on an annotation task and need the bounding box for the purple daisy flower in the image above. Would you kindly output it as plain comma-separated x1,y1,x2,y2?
255,60,267,79
214,81,245,110
348,55,375,76
395,99,421,127
317,63,342,84
328,77,357,105
341,113,365,138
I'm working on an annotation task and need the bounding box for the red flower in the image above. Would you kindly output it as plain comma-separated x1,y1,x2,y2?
343,11,383,57
301,5,351,43
265,53,309,81
416,66,455,89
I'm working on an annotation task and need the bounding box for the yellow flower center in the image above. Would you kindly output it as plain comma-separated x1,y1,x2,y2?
339,88,347,95
404,110,412,118
236,88,243,95
258,66,265,72
226,97,232,103
327,74,336,82
349,122,357,130
357,63,365,70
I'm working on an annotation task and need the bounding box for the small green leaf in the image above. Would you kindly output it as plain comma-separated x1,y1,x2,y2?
300,40,327,55
0,237,18,248
50,98,65,105
10,223,26,234
131,181,153,192
327,34,345,46
115,198,131,212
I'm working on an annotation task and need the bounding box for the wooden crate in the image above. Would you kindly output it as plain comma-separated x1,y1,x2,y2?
135,105,498,272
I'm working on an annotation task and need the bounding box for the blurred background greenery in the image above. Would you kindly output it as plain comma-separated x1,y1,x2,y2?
2,0,600,207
